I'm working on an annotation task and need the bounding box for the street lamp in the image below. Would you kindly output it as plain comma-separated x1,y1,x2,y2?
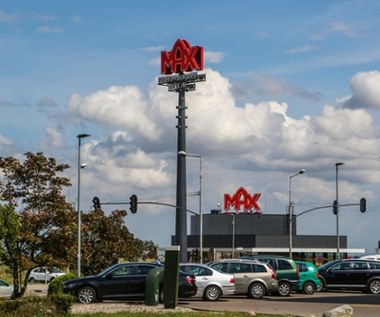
178,151,203,263
77,133,90,277
335,162,344,260
288,169,306,258
231,213,235,259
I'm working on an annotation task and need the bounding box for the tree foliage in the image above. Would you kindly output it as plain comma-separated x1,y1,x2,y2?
0,152,157,294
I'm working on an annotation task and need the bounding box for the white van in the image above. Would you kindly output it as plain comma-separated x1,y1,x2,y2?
359,254,380,261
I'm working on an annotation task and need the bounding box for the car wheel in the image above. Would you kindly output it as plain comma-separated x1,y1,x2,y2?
368,279,380,294
316,278,325,292
203,285,221,301
278,281,291,296
158,288,164,303
248,282,265,299
77,286,96,304
303,281,315,295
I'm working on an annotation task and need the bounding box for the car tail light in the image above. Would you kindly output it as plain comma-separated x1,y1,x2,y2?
185,275,196,284
316,272,320,278
270,269,277,280
229,277,235,284
296,267,300,279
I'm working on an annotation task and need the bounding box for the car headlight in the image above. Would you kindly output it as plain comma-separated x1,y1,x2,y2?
63,282,77,289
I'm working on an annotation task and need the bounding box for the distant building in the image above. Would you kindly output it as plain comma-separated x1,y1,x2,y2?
171,212,365,262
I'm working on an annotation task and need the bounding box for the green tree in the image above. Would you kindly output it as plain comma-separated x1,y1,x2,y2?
81,207,157,276
0,152,76,296
0,152,158,292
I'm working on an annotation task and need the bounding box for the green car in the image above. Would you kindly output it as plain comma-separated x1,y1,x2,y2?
295,261,320,294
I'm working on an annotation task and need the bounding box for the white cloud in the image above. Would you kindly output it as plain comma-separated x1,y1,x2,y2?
41,127,64,149
285,44,319,54
68,85,162,142
35,26,63,34
232,73,321,102
330,21,359,37
205,50,225,64
340,71,380,110
0,134,12,145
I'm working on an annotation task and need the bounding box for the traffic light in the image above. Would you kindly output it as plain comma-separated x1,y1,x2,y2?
332,200,338,215
360,198,366,213
129,194,138,214
92,196,101,209
191,249,200,262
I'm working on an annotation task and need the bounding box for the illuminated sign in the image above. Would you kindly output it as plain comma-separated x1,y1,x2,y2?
161,39,204,75
224,187,262,213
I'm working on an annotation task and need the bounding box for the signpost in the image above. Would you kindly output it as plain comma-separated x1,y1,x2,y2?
158,39,206,262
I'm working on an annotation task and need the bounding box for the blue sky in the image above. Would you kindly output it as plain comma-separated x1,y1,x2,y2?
1,1,380,254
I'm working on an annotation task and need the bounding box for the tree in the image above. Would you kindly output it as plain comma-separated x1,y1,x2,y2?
80,207,157,276
0,152,76,296
0,152,158,293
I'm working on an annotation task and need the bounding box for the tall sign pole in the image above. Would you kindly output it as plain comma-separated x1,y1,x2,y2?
158,39,206,262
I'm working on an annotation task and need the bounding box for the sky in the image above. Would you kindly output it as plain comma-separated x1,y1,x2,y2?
1,0,380,255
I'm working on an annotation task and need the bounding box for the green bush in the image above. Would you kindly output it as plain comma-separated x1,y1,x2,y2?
48,273,77,295
0,295,75,317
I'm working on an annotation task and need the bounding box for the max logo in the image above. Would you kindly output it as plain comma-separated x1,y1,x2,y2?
161,39,204,75
224,187,262,213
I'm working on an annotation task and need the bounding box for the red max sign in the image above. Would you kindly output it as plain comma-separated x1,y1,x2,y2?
161,39,204,75
224,186,262,213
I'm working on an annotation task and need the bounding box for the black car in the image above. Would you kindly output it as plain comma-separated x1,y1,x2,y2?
317,259,380,294
63,262,197,303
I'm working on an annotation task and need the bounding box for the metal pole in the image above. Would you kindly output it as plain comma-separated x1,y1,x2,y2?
335,162,344,260
199,156,202,263
231,214,235,258
288,169,306,258
178,152,202,263
176,87,188,263
77,133,90,277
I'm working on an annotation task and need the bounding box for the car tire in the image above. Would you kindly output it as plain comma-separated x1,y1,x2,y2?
368,279,380,294
203,285,221,301
278,281,291,296
248,282,265,299
77,286,97,304
303,281,315,295
158,288,164,303
316,278,325,292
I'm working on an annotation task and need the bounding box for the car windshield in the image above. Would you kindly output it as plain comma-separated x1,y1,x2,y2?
318,260,339,270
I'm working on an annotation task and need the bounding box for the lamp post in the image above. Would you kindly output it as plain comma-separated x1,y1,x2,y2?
288,169,306,258
231,213,235,258
178,151,203,263
77,133,90,277
335,162,344,260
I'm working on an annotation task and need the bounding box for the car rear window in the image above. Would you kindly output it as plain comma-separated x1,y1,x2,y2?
253,264,267,272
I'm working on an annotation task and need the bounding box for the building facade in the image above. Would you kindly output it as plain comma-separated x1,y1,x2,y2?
175,212,365,262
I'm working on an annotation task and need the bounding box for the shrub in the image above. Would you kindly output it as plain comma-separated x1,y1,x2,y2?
0,295,74,317
48,273,76,295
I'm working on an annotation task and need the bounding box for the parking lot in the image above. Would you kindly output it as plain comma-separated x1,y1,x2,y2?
25,283,380,317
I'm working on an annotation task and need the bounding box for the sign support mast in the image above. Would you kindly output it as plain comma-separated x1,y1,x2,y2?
158,39,206,262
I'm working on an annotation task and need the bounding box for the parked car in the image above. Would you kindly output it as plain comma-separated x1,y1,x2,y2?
29,267,66,283
63,262,197,304
360,254,380,261
295,261,320,294
206,259,278,299
206,258,261,274
317,259,380,294
241,255,299,296
179,263,235,301
0,279,14,299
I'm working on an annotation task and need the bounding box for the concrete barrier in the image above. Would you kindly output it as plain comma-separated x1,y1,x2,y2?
322,305,353,317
